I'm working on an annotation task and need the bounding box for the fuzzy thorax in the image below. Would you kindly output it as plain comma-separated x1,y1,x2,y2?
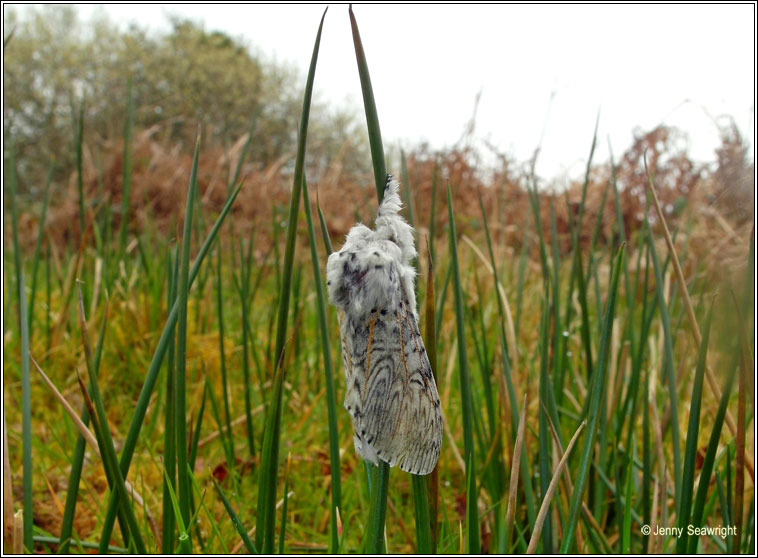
326,176,417,318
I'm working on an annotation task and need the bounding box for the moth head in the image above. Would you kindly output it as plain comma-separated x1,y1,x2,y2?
343,223,373,247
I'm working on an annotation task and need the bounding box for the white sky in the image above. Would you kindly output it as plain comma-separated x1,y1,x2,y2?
48,4,758,181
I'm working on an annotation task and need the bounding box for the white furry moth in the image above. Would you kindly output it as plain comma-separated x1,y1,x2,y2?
326,175,442,475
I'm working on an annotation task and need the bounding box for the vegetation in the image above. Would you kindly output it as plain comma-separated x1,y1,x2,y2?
3,5,369,195
3,5,754,555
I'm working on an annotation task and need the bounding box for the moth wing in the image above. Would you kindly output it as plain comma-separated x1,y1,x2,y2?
393,305,443,475
338,311,376,465
348,298,442,476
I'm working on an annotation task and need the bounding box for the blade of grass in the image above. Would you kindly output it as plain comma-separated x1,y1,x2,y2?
559,243,624,553
688,353,741,553
447,183,480,554
118,78,135,259
214,478,258,553
215,244,236,464
646,222,682,512
29,161,54,339
239,238,256,461
162,245,178,554
349,5,396,552
74,100,85,238
232,231,257,462
350,5,387,200
256,11,326,553
188,465,228,553
162,468,191,554
174,134,202,550
412,474,432,554
422,241,439,552
278,454,291,554
303,177,342,553
3,408,13,551
676,298,715,552
542,400,614,554
527,420,585,554
228,111,260,195
316,193,334,255
19,272,33,552
35,536,127,554
538,293,553,553
6,142,22,330
428,159,439,264
400,150,415,230
732,297,747,554
189,381,208,472
642,312,652,554
204,377,234,475
621,435,634,553
504,394,527,554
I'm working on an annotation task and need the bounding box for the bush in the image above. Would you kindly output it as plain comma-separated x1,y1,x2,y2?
3,5,368,195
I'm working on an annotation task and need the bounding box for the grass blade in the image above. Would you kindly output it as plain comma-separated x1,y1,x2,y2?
676,298,715,552
213,478,258,553
732,299,747,553
527,420,585,554
412,473,432,553
189,381,208,472
278,455,291,554
215,244,236,464
647,222,682,512
162,468,191,554
447,183,480,554
255,11,326,553
74,100,85,237
162,246,178,554
688,355,741,553
7,142,22,331
559,243,624,553
400,150,415,229
350,5,387,200
19,272,33,552
174,134,202,549
504,394,527,554
118,78,135,258
349,5,399,552
303,177,342,552
29,161,54,338
424,243,440,553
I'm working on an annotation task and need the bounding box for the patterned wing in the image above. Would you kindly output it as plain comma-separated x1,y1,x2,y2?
343,288,442,475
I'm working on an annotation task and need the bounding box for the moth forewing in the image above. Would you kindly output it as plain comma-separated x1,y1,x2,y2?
326,176,442,475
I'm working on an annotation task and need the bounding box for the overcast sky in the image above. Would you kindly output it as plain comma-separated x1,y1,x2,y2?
62,4,757,181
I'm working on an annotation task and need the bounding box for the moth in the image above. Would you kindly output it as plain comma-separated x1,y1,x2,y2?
326,175,442,475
